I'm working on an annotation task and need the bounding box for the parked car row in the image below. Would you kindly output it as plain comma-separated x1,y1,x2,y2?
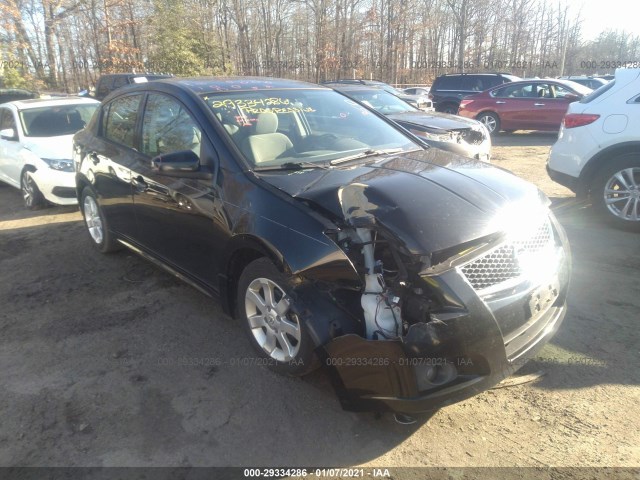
0,75,488,210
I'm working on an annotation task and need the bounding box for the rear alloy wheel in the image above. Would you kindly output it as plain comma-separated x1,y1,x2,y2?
237,258,318,376
21,169,45,210
591,156,640,229
81,187,121,252
477,112,500,135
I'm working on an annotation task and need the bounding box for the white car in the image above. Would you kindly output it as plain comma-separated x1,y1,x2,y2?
0,97,100,209
547,68,640,227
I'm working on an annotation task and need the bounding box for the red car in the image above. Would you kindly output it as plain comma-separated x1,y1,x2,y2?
457,79,592,134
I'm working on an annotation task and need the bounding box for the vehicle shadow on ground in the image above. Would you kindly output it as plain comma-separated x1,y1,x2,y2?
0,219,431,467
492,131,558,147
525,199,640,391
0,184,79,223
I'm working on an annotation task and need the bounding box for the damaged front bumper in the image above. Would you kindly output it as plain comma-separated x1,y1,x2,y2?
320,217,571,414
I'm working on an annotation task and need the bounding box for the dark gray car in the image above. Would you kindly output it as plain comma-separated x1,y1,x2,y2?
328,84,491,161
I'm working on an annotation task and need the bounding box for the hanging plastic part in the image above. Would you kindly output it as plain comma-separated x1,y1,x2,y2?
356,228,402,340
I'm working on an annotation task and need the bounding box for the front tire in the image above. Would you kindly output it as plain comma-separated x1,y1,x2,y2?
21,169,45,210
477,112,501,135
237,258,318,376
80,186,121,252
591,155,640,229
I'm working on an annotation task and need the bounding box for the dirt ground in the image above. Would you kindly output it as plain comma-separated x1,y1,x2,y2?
0,131,639,471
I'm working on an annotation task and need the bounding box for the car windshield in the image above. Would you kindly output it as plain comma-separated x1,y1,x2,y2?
346,89,417,114
202,88,419,168
19,103,98,137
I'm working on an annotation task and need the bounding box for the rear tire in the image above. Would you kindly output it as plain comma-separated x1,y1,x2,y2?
590,154,640,230
477,112,501,135
236,258,318,376
439,103,458,114
80,186,121,252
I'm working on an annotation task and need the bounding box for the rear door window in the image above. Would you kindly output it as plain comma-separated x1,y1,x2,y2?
437,76,462,90
461,76,488,92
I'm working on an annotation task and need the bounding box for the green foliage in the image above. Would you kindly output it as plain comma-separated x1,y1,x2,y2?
1,54,29,89
147,0,209,76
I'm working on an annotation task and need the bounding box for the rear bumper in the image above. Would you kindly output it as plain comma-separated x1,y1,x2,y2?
546,164,578,193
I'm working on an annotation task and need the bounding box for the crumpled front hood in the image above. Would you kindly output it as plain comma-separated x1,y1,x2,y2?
257,149,542,256
387,111,481,132
21,135,74,160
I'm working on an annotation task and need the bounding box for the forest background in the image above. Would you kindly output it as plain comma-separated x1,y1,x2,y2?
1,0,639,92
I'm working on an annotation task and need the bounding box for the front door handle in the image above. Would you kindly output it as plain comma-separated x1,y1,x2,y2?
495,101,506,104
132,175,148,192
534,103,545,106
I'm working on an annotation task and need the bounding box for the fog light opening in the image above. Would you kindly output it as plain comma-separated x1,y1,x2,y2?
415,362,458,391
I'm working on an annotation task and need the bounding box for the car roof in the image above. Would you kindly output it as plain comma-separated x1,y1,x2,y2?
494,78,578,87
8,97,101,110
100,73,169,78
147,76,327,94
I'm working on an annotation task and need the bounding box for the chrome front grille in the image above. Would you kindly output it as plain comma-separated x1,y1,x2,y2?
461,219,555,291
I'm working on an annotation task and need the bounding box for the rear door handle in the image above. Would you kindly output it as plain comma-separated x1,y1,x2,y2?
534,103,545,106
495,101,506,104
132,175,148,192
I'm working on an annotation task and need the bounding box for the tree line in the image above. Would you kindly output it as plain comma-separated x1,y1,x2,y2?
1,0,639,92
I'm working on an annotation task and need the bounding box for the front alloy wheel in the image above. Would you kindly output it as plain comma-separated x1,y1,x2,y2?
245,277,301,362
21,170,45,210
80,187,121,252
83,194,104,244
237,258,317,376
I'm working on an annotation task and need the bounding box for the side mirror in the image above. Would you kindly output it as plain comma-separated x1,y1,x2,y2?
564,93,580,101
151,150,212,179
0,128,17,141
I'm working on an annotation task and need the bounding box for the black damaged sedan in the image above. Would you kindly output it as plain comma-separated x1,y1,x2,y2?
73,77,570,416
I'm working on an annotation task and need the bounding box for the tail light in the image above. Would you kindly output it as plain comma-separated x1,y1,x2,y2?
563,113,600,128
459,99,473,109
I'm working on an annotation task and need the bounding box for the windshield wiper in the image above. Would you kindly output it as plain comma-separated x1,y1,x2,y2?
329,148,406,166
253,161,329,172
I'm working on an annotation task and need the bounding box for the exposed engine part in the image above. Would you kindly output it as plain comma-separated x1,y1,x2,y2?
356,228,401,340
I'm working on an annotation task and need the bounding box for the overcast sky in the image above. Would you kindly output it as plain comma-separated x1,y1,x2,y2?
572,0,638,41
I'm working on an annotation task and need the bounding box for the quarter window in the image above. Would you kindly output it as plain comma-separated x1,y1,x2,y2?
141,94,202,158
103,94,142,148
